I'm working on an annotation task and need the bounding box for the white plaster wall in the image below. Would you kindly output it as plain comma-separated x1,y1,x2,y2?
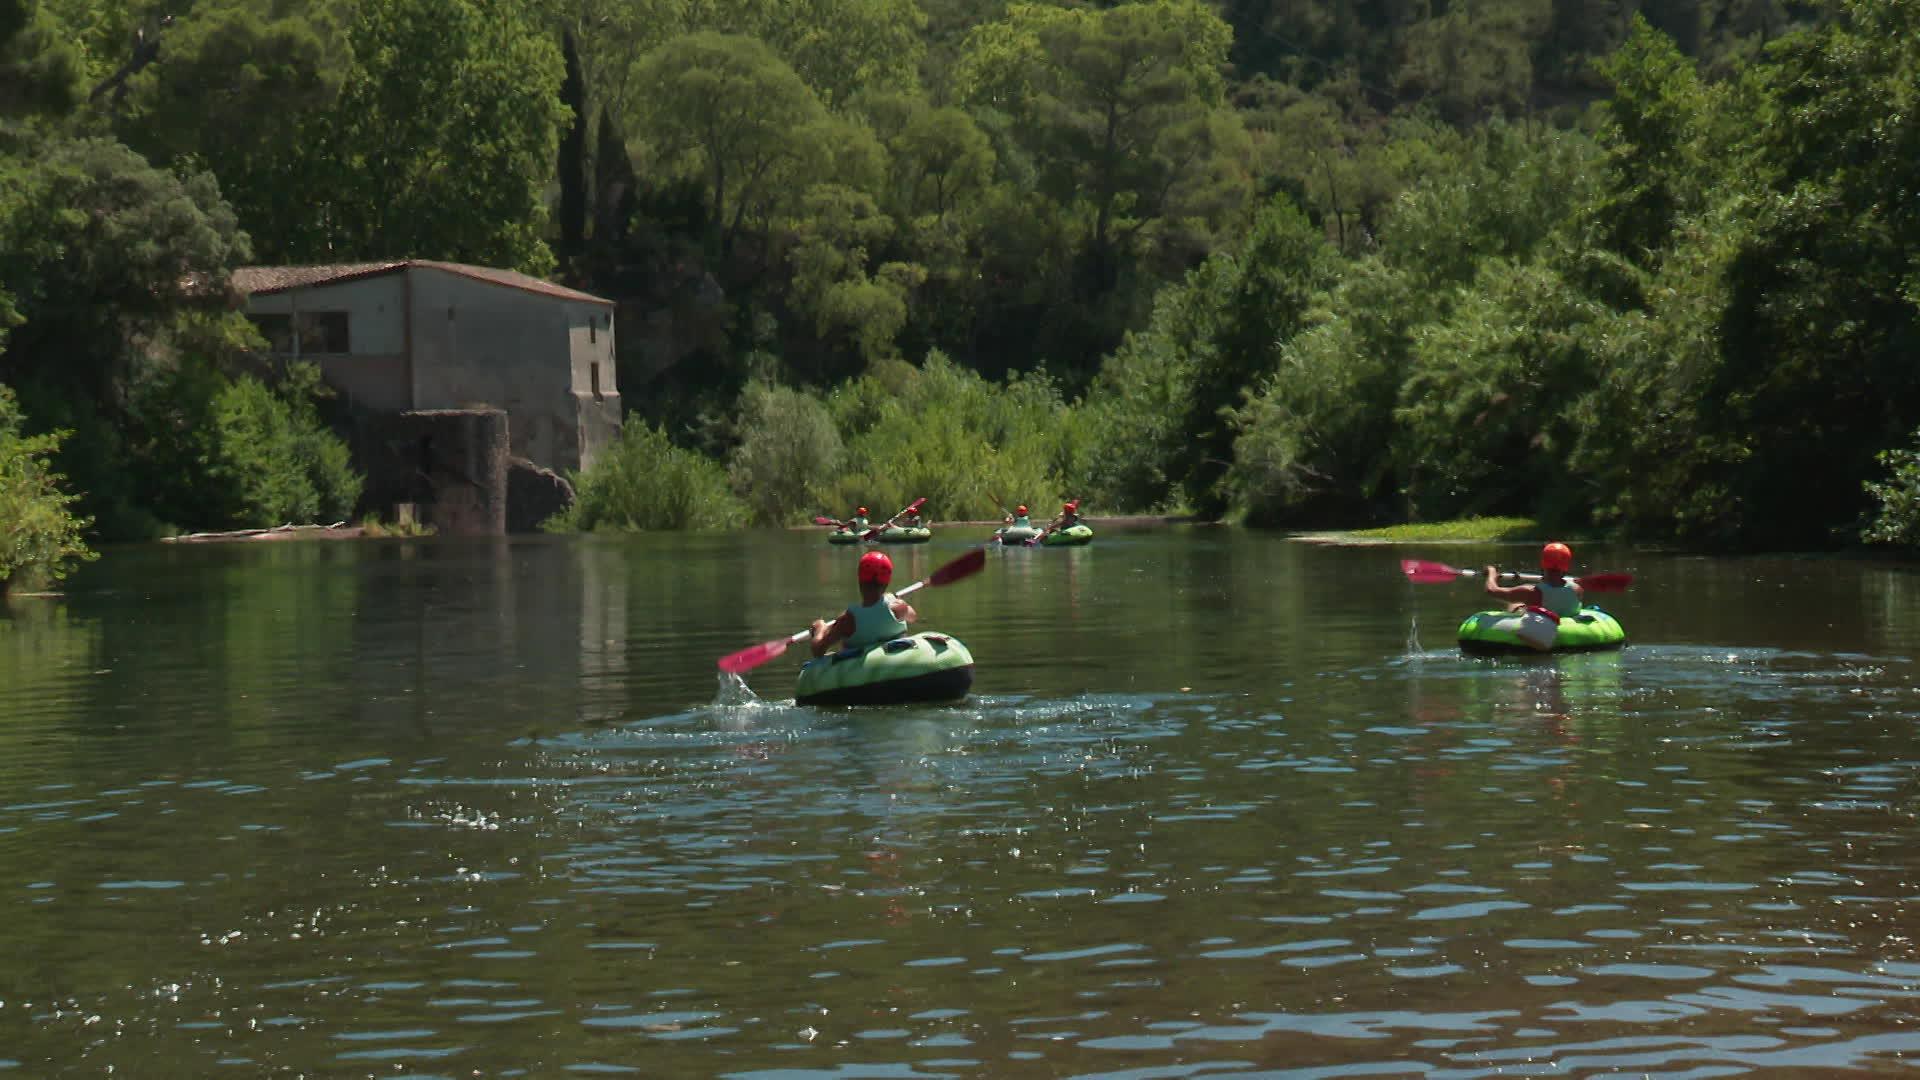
567,310,618,397
409,267,614,472
567,306,621,471
245,275,409,411
245,275,405,354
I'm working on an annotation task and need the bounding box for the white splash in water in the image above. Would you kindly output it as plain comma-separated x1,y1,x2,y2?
714,671,762,707
1406,615,1423,657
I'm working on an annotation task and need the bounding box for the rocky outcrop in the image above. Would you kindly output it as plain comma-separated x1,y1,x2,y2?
507,456,575,533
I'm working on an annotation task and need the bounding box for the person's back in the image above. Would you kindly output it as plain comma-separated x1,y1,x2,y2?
844,591,909,648
1534,573,1581,616
811,550,917,655
1009,504,1032,529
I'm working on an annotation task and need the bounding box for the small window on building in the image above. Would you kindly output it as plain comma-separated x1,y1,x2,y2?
298,311,351,354
590,362,603,402
248,313,295,354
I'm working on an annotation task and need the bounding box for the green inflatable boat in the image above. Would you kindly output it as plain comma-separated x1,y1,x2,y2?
876,525,932,544
826,529,866,545
795,632,975,706
997,525,1042,545
1457,606,1627,655
1039,524,1093,546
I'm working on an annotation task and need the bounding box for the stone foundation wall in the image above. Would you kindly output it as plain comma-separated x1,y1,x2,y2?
357,409,509,536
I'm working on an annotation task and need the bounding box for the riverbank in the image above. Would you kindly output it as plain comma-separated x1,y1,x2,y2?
1290,516,1545,546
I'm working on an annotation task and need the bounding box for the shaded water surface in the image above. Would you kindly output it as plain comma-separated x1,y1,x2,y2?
4,529,1920,1076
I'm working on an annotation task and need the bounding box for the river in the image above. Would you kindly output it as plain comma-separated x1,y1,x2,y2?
2,527,1919,1076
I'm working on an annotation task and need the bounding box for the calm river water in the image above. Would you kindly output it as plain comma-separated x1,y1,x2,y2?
4,528,1920,1077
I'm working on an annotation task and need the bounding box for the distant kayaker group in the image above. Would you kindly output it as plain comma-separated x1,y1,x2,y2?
819,496,1093,548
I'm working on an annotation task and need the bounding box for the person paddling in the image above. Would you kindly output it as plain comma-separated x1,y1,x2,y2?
1046,500,1080,531
1004,504,1032,530
844,506,871,532
1483,541,1584,651
810,551,919,656
1485,542,1584,615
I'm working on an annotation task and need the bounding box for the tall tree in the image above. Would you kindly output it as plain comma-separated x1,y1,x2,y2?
958,0,1251,279
1586,16,1724,266
125,0,566,272
1703,0,1920,545
706,0,927,108
557,29,589,258
0,137,250,406
306,0,566,271
1174,197,1336,514
0,0,83,117
119,0,351,262
630,32,837,244
1393,0,1549,124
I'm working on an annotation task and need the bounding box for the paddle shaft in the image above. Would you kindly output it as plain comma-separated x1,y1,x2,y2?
1476,568,1632,592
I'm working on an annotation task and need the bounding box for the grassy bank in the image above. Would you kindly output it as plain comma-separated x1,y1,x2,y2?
1296,517,1543,543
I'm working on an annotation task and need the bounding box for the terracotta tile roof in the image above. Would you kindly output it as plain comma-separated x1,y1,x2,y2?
232,260,613,306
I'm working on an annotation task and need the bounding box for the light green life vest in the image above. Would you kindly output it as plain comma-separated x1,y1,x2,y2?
1537,578,1580,617
846,593,908,648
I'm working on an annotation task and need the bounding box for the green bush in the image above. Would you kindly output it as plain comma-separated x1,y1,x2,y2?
817,350,1080,522
1390,257,1606,523
1226,261,1416,526
119,359,361,533
552,422,747,531
0,385,94,593
1863,428,1920,547
727,380,844,525
207,364,362,527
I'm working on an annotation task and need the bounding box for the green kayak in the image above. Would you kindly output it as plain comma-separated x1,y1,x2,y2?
826,529,866,545
1458,606,1627,655
997,525,1041,545
1040,524,1093,546
795,632,975,706
877,525,932,544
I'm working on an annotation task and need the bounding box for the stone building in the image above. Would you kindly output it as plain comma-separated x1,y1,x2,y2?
233,260,621,475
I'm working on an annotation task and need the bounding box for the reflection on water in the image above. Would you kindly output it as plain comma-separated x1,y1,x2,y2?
2,532,1920,1075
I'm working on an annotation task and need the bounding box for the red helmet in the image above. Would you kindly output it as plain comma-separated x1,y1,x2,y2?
1016,504,1028,514
856,507,868,516
1540,541,1573,572
1063,501,1075,510
857,551,893,585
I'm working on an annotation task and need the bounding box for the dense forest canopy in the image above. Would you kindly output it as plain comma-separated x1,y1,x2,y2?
4,0,1920,552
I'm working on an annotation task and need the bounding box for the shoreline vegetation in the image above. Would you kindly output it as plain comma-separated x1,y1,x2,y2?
1293,518,1547,545
5,0,1920,590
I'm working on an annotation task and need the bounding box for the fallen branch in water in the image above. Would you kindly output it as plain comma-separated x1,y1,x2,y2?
161,522,357,544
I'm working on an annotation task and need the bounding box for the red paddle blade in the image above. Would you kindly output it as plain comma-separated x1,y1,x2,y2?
927,547,986,586
813,516,840,527
1401,558,1470,584
1576,572,1633,593
717,636,793,674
